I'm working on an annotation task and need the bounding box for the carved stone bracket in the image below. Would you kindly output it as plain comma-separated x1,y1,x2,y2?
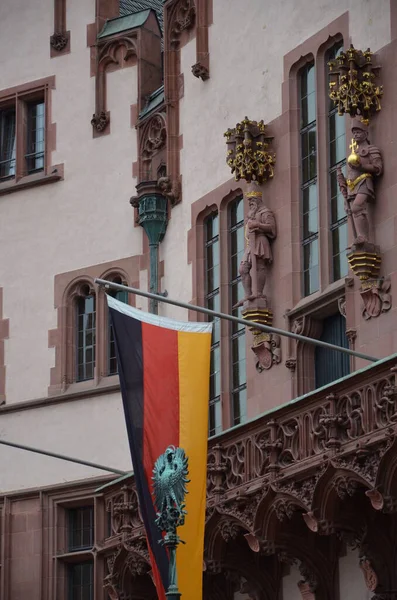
360,557,379,592
251,332,281,372
328,43,383,123
191,0,211,80
50,0,70,56
360,277,392,319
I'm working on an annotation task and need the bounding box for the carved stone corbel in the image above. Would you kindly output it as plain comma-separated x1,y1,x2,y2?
361,277,392,319
50,0,70,56
359,557,379,592
191,0,211,80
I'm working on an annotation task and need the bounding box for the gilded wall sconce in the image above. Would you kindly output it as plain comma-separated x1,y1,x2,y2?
224,117,275,184
328,44,383,124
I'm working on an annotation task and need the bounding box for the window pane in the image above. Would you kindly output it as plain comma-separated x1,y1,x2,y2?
328,42,347,283
233,388,247,427
303,239,319,296
0,108,16,179
315,313,349,388
76,295,96,382
209,399,222,437
107,287,128,376
301,127,317,183
229,198,247,427
302,184,318,239
25,101,45,174
301,64,316,127
69,507,94,551
332,222,348,280
330,168,346,224
69,562,93,600
205,213,221,436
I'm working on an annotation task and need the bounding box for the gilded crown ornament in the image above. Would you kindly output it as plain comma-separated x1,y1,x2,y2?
328,44,383,124
224,117,275,184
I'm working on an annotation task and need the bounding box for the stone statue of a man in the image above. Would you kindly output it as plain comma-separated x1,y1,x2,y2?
235,187,276,307
337,118,383,246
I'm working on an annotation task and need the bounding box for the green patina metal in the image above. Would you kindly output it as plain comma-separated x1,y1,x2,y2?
97,10,151,39
139,85,165,120
138,193,168,314
152,446,189,599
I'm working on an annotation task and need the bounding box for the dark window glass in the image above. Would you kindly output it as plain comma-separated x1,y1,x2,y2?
315,313,350,387
303,238,319,297
205,213,221,437
108,287,128,376
68,507,94,551
300,63,316,127
25,101,45,174
229,197,247,427
300,62,319,297
76,295,96,382
328,42,348,281
68,562,93,600
0,108,16,180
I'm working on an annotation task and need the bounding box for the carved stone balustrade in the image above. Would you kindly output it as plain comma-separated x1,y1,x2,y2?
97,355,397,598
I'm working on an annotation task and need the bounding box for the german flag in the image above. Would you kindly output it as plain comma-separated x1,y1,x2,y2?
108,295,212,599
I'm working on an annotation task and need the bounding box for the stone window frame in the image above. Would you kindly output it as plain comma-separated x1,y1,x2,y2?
283,13,349,305
0,76,63,197
188,180,247,432
285,278,353,397
48,257,140,396
48,487,104,600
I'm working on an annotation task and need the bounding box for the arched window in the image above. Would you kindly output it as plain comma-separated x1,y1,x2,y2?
300,62,318,297
76,285,96,382
327,42,348,281
106,275,128,376
229,197,246,426
204,212,221,437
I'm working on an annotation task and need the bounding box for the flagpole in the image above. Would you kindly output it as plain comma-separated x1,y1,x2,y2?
0,439,127,475
95,278,378,363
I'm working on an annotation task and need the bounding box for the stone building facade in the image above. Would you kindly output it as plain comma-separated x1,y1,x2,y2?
1,0,397,598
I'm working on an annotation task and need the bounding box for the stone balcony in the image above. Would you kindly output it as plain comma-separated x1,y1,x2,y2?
101,353,397,598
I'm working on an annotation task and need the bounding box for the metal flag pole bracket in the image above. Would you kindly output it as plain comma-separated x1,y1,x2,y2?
95,278,378,363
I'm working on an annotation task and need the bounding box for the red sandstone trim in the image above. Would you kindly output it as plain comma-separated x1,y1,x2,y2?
90,11,162,137
0,289,9,404
50,0,70,57
0,76,62,195
49,256,142,396
188,178,246,430
391,0,397,40
192,0,212,80
163,0,198,204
